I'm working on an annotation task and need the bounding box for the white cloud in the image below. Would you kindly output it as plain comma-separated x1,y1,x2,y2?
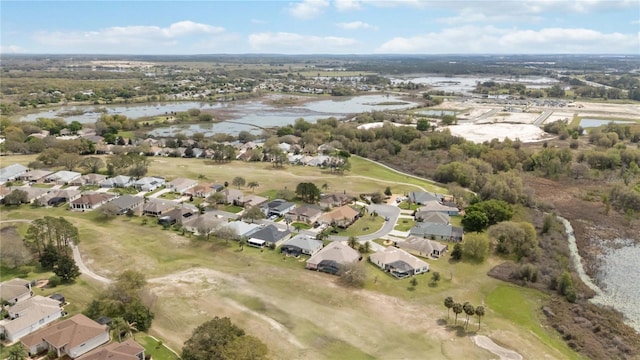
31,21,226,52
334,0,362,11
336,21,378,30
376,26,639,54
0,45,24,54
248,32,358,53
288,0,330,19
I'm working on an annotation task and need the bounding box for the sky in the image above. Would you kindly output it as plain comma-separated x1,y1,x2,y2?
1,0,639,55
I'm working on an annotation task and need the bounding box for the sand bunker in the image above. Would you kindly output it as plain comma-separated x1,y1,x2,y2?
447,123,548,143
472,335,523,360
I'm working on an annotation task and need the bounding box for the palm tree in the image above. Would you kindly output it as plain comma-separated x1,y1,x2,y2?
452,302,463,325
239,237,247,251
444,296,454,320
475,306,485,329
247,181,259,193
463,302,475,329
360,241,371,254
347,236,358,250
321,183,329,191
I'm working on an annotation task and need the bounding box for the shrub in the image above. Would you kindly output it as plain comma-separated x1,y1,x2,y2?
48,275,61,287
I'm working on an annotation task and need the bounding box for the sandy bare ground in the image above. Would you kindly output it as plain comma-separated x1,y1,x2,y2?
447,123,549,143
472,335,523,360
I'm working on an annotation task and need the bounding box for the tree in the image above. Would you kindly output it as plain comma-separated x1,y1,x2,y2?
295,182,321,203
242,206,264,223
6,343,28,360
384,186,392,196
347,236,359,249
452,302,463,325
232,176,246,189
359,241,371,254
431,271,441,285
338,262,367,288
3,189,28,206
53,254,80,282
40,243,59,269
56,153,82,171
450,243,462,260
247,181,259,193
466,199,513,226
239,237,247,251
462,233,490,262
80,156,105,174
444,296,454,320
182,317,268,360
463,302,475,329
475,306,485,329
110,317,137,342
461,210,489,233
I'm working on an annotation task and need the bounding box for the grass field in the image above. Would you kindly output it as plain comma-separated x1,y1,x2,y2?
394,218,416,231
0,154,580,359
135,334,180,360
335,215,385,237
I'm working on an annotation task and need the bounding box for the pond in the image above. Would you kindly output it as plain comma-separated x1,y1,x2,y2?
20,94,420,136
579,118,635,128
415,110,457,117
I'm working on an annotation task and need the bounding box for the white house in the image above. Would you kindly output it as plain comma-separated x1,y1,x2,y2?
167,177,198,194
0,278,32,305
369,247,429,279
0,295,63,342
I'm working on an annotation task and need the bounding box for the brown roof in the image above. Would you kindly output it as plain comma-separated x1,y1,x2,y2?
21,314,108,349
320,205,359,222
77,339,144,360
71,193,115,206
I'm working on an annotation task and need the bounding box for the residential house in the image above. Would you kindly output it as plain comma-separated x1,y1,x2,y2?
70,193,116,211
415,200,459,216
307,155,330,167
143,199,177,217
248,225,291,247
318,205,359,228
211,184,225,193
218,221,261,239
167,177,198,194
0,164,29,184
70,174,108,187
182,212,223,235
100,175,133,188
280,234,323,256
133,176,165,192
107,195,144,215
0,295,63,342
39,189,82,207
159,206,195,225
396,236,448,258
45,171,82,185
415,212,451,224
286,205,323,225
409,222,464,242
262,199,296,217
0,278,32,305
306,241,361,274
318,193,354,209
189,183,215,198
218,188,243,205
369,247,429,279
77,338,145,360
238,194,268,208
10,187,49,204
407,191,443,205
20,169,53,183
21,314,109,359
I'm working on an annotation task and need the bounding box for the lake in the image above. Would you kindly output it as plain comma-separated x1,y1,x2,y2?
389,75,560,94
579,118,635,128
19,94,420,136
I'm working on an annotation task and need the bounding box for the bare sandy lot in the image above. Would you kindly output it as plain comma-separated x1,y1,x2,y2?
447,123,549,143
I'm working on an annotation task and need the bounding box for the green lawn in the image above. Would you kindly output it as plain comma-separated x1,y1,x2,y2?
222,204,244,213
291,222,311,230
30,183,54,189
135,334,180,360
398,201,420,211
335,216,385,237
349,156,448,194
486,285,581,360
144,186,166,197
108,187,139,195
79,184,100,191
394,218,416,232
159,192,181,200
450,216,462,227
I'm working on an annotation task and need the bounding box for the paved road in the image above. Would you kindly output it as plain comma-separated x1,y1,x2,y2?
533,110,553,126
328,204,401,251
